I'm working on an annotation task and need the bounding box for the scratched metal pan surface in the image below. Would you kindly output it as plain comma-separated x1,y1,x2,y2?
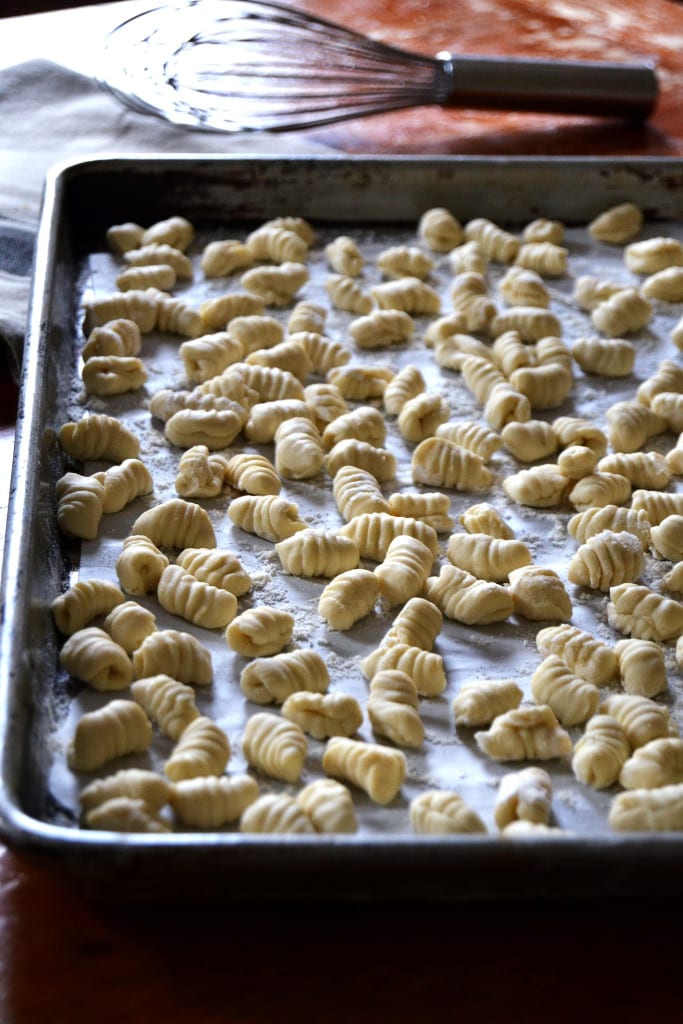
3,155,683,903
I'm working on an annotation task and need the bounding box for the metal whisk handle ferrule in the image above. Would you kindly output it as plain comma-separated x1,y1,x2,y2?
437,53,658,120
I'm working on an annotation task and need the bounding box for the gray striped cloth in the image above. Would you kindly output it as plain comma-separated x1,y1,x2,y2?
0,59,332,380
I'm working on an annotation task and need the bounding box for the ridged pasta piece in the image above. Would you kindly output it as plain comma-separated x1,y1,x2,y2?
419,207,464,251
475,705,572,762
448,241,487,275
446,532,531,583
227,314,284,354
484,383,532,431
157,564,237,629
500,420,558,463
106,222,144,253
154,293,203,339
571,714,631,789
179,331,244,383
650,514,683,561
289,300,327,335
240,262,309,306
642,266,683,301
571,335,635,378
225,606,294,657
536,623,617,685
530,655,600,727
224,361,305,403
240,793,314,834
553,415,608,456
103,600,156,654
339,511,438,561
574,275,627,313
411,790,486,834
450,272,497,332
175,547,251,596
123,241,193,280
325,273,374,314
387,491,453,532
367,669,424,748
423,563,514,625
325,235,364,276
651,392,683,433
567,504,651,549
59,414,140,462
557,442,602,480
333,465,389,521
607,582,683,642
170,775,259,828
318,568,380,630
55,472,104,540
132,629,213,686
375,535,434,606
567,529,645,591
322,736,406,804
175,445,229,498
637,358,683,405
246,224,309,263
609,783,683,832
597,451,671,490
282,691,363,740
383,364,426,414
509,362,573,411
508,566,573,622
80,768,170,814
82,289,159,334
240,648,330,705
304,382,349,431
290,331,350,375
379,596,443,652
242,712,307,782
625,235,683,274
223,452,280,496
68,699,153,772
322,405,386,450
436,422,502,464
411,436,493,490
142,215,193,251
631,488,683,525
94,459,153,514
296,778,358,834
200,238,252,277
460,354,507,405
325,439,396,481
362,642,446,698
273,416,324,480
371,276,441,315
260,216,314,245
464,217,519,263
491,330,533,376
601,694,679,748
498,266,550,307
662,562,683,594
349,309,414,349
494,767,553,830
619,738,683,789
52,578,125,636
452,679,523,727
165,716,231,781
130,674,200,740
502,465,569,508
458,502,514,539
243,399,311,446
59,626,133,691
567,471,631,512
276,528,359,577
116,535,169,595
514,241,568,277
83,797,170,834
246,338,313,380
591,288,652,336
489,307,561,342
327,364,394,400
228,493,308,542
589,201,643,243
397,392,450,443
132,498,215,550
164,406,245,450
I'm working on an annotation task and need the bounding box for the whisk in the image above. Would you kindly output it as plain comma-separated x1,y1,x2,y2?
99,0,658,132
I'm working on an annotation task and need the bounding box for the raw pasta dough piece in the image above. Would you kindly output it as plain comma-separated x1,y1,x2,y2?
325,235,364,276
650,514,683,561
130,674,200,741
501,420,558,462
94,459,153,514
242,712,307,782
419,207,464,252
572,714,630,789
240,793,314,834
68,699,153,772
224,452,280,496
568,471,631,512
571,336,635,378
79,768,170,813
452,679,523,727
567,504,651,549
333,465,389,520
325,439,396,481
367,669,424,748
59,627,133,691
601,694,678,748
371,276,441,315
175,445,228,498
494,767,553,830
318,568,379,630
380,597,443,651
82,355,147,395
240,262,309,306
116,535,169,595
55,472,104,540
614,638,668,698
103,600,156,654
325,273,374,314
374,535,434,606
296,779,358,833
387,491,453,533
243,399,311,443
423,563,514,626
133,629,213,686
59,414,140,462
458,502,514,540
180,331,244,383
536,623,617,685
446,532,531,583
322,405,386,450
591,288,652,336
349,308,414,349
507,566,572,622
619,738,683,789
530,655,600,727
502,465,569,509
142,215,194,251
514,241,568,277
246,224,309,263
175,547,251,597
474,705,572,762
274,416,325,479
275,528,360,577
597,451,671,490
411,437,493,490
322,737,407,805
83,797,170,833
383,364,426,414
609,783,683,832
239,648,330,705
132,498,216,550
282,691,363,740
171,775,259,828
165,716,231,781
200,238,252,277
52,579,125,636
567,529,645,591
225,606,294,656
157,564,237,629
362,642,446,698
607,583,683,642
436,421,502,463
606,400,666,453
410,791,486,834
339,511,438,561
464,217,520,263
165,406,244,450
397,393,450,443
228,493,308,542
589,202,643,243
327,364,393,401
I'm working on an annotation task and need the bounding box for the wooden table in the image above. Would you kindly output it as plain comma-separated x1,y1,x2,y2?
2,1,683,1020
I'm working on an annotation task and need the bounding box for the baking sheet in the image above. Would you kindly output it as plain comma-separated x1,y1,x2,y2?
3,155,683,901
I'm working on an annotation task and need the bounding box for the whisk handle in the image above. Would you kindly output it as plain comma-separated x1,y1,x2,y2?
438,54,658,119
